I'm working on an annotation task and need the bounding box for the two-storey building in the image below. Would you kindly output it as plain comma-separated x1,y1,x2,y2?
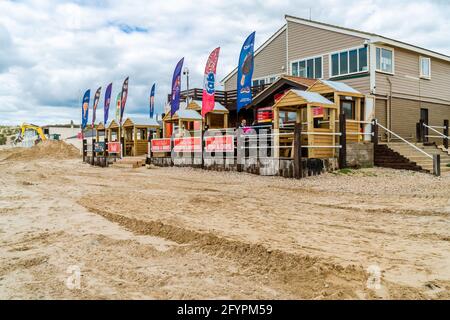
222,15,450,141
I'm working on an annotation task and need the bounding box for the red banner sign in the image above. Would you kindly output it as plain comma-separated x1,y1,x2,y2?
204,135,234,152
108,142,121,153
173,137,201,152
313,106,324,117
151,139,171,152
257,106,273,123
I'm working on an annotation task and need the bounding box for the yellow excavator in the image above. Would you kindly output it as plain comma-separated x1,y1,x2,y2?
14,123,47,145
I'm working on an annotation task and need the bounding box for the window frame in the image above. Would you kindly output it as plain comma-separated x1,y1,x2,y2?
252,74,281,87
375,45,395,75
290,55,324,79
419,56,431,79
328,46,369,78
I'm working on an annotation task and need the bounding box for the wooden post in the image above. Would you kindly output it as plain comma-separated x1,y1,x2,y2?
443,120,449,150
294,123,302,179
306,103,313,158
433,154,441,176
273,106,280,159
330,107,336,157
339,113,347,169
91,138,96,166
416,122,421,143
371,119,378,146
133,126,137,156
355,97,361,142
419,119,425,143
82,139,87,162
237,129,242,172
104,137,109,166
201,129,205,169
224,113,228,128
148,129,153,165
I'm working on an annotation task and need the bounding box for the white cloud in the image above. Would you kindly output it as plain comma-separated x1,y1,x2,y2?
0,0,449,125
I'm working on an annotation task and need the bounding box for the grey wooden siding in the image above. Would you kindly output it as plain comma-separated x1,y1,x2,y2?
375,47,450,105
375,98,387,140
223,29,286,91
377,97,450,142
224,71,238,91
287,21,367,60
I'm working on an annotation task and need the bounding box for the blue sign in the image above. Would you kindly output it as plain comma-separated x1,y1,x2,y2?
237,31,256,112
81,89,90,129
104,83,112,125
171,58,184,116
150,83,156,118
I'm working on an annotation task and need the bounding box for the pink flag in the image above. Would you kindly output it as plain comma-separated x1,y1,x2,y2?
202,47,220,117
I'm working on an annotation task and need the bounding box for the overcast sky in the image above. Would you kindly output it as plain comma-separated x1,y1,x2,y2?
0,0,449,125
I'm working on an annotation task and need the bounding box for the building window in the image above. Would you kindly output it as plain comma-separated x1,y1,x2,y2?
376,47,394,74
420,57,431,79
252,75,279,87
341,101,354,119
330,46,368,77
291,56,323,79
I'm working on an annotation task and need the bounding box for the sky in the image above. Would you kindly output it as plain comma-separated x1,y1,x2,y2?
0,0,449,125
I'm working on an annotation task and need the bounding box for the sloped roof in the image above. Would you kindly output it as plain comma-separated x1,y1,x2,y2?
190,100,229,113
124,116,160,127
248,75,315,108
289,90,334,105
176,109,202,120
280,75,317,87
320,80,361,94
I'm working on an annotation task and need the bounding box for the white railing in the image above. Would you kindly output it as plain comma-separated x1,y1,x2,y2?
374,120,432,159
423,123,449,140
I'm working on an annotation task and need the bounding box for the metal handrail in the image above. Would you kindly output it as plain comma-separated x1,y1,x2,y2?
374,120,433,159
423,123,449,140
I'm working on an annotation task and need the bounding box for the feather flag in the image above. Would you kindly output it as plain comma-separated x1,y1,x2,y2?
103,83,112,125
120,77,129,123
202,47,220,117
170,58,184,116
237,32,256,112
115,92,121,121
91,86,102,128
81,89,90,130
150,83,156,118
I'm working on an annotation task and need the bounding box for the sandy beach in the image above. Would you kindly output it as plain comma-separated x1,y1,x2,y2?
0,143,449,299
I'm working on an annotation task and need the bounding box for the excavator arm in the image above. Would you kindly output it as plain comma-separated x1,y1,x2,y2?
17,123,47,142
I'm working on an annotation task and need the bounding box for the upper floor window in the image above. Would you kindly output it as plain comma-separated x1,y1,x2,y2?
330,47,368,77
420,57,431,79
376,47,394,74
252,75,279,87
291,56,322,79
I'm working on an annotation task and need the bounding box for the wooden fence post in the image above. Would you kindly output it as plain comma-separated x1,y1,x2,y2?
82,139,87,163
294,123,303,179
416,122,421,143
104,137,109,167
339,113,347,169
201,129,205,169
148,130,152,165
433,154,441,177
419,119,425,143
443,119,449,150
91,138,96,165
371,119,378,146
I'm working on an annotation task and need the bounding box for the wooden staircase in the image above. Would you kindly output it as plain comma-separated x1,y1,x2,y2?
110,156,146,169
374,144,425,172
387,142,450,173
